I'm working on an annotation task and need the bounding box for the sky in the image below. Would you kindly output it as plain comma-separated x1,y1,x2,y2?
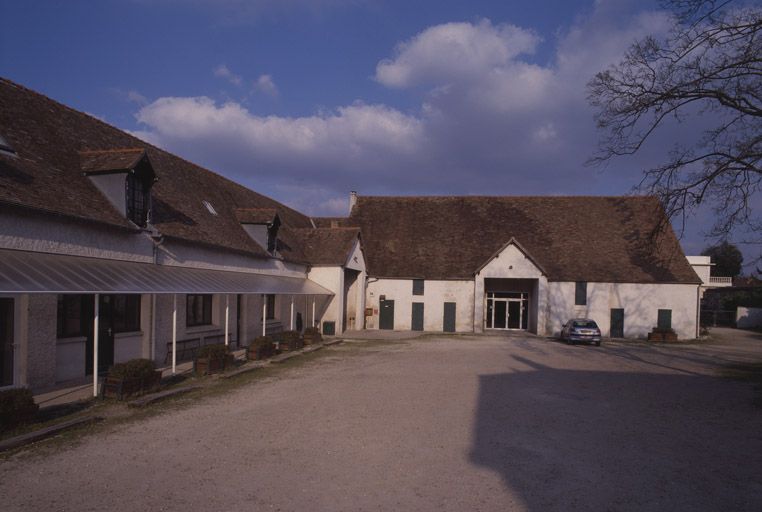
1,0,759,267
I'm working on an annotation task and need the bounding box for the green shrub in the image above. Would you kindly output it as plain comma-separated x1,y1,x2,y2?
108,358,156,381
252,335,273,347
0,388,39,431
303,326,322,338
196,343,229,360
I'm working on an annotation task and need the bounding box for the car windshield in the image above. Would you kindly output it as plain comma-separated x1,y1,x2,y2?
573,320,598,328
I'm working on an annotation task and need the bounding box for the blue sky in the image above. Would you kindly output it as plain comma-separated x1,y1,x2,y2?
1,0,757,264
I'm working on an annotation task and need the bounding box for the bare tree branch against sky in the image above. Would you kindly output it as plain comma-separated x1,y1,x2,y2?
589,0,761,252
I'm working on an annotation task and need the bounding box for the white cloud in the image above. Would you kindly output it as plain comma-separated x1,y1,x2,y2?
375,20,540,89
131,7,680,212
254,74,279,97
213,64,243,86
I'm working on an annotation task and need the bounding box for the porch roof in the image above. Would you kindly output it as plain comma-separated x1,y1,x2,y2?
0,249,333,295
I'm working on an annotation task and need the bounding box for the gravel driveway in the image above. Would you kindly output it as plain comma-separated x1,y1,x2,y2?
2,329,762,511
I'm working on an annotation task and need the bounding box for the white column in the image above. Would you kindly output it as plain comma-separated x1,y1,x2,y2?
172,294,177,375
262,294,267,336
224,294,230,346
290,296,294,330
312,297,316,328
93,294,99,397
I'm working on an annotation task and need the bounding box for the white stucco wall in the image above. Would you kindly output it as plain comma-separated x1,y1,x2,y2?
365,278,474,332
307,266,343,334
545,281,699,339
0,211,154,262
88,173,127,216
686,255,711,285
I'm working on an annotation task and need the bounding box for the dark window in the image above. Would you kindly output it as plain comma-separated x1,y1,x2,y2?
657,309,672,330
267,226,277,254
575,281,587,306
266,294,276,320
112,295,141,333
126,173,149,227
412,279,424,296
57,295,89,338
186,294,213,327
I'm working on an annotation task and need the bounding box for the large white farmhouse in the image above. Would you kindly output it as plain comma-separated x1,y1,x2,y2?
0,79,702,395
321,194,702,339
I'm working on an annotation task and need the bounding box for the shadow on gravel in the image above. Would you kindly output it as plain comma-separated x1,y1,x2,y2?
470,356,762,511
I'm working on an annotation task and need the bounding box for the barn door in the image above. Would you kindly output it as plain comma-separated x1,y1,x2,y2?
610,308,624,338
443,302,456,333
379,299,395,330
411,303,424,331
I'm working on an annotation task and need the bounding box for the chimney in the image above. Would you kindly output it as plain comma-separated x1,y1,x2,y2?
349,191,358,213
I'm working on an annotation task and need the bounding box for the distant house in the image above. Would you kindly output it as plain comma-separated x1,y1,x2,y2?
0,79,365,393
322,194,702,339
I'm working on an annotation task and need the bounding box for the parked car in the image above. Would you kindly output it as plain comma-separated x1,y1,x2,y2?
561,318,602,346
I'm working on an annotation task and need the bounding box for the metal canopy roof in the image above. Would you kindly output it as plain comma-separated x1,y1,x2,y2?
0,249,333,295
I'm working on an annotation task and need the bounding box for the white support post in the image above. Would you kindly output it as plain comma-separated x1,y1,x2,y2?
93,294,99,397
262,294,267,336
312,297,316,328
224,294,230,346
290,296,295,330
172,294,177,375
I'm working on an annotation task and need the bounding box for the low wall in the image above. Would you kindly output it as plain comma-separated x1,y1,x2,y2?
736,307,762,329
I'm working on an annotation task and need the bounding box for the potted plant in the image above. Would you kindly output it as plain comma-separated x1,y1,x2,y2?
194,343,235,376
247,336,275,361
0,388,38,432
302,326,322,346
274,330,303,353
102,358,162,400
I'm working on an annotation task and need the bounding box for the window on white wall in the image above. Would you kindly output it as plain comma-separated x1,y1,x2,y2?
575,282,587,306
412,279,424,296
187,294,213,327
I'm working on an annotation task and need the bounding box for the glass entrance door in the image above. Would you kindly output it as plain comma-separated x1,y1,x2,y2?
486,292,529,330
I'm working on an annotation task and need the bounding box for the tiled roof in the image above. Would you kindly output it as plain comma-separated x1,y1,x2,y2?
235,208,279,225
0,78,317,262
344,195,701,284
293,227,360,266
79,148,145,174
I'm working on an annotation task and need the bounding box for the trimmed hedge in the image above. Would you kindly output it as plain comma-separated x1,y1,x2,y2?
274,330,303,351
108,358,156,381
0,388,38,432
196,343,229,360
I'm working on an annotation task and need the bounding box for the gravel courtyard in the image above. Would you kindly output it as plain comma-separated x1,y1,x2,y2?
2,329,762,511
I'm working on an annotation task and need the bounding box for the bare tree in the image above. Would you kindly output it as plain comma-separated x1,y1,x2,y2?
588,0,761,243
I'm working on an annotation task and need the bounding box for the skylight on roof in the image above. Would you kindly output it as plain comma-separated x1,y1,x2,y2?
0,134,17,157
202,200,218,216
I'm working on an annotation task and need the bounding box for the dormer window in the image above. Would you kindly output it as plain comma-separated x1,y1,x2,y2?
126,172,150,227
80,148,157,229
235,208,281,256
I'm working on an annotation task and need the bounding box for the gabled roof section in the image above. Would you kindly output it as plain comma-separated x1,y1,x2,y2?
236,208,279,225
79,148,146,174
0,78,314,262
293,227,361,266
346,195,701,284
474,237,547,276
